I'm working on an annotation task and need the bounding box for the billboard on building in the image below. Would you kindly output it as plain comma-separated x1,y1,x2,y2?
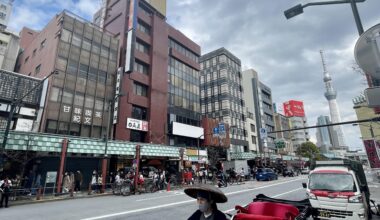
363,139,380,169
283,100,305,117
172,122,203,139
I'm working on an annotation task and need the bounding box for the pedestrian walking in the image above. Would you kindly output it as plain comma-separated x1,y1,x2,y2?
62,172,71,193
0,176,13,208
91,170,98,193
74,171,82,192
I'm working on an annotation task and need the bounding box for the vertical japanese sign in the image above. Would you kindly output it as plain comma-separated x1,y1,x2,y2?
113,67,123,124
125,0,137,73
363,139,380,168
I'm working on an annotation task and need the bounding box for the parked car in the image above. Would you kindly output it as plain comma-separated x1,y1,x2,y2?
256,168,278,181
300,167,310,175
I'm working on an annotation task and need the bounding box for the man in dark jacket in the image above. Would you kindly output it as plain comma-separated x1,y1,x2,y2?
74,171,83,192
185,184,227,220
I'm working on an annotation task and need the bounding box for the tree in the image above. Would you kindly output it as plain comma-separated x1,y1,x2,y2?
296,141,322,161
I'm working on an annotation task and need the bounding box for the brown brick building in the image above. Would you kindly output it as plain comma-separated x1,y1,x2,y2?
95,0,202,146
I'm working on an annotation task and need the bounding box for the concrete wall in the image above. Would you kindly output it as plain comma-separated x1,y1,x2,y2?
242,69,259,153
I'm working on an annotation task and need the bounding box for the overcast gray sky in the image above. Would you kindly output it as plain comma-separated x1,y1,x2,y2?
8,0,380,151
166,0,380,151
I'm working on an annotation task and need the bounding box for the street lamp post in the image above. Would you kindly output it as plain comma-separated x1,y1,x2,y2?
284,0,366,36
101,93,123,192
1,70,59,152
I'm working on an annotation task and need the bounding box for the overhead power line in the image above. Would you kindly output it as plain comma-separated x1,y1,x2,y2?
268,117,380,134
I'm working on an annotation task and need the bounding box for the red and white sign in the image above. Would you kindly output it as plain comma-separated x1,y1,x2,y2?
283,100,305,117
126,118,148,131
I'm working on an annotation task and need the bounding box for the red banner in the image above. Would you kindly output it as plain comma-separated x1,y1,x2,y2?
363,139,380,168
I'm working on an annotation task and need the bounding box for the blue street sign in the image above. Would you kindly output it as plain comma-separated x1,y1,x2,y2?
213,127,219,134
219,123,225,134
259,128,267,139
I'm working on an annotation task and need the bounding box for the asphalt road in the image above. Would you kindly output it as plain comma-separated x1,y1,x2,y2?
0,176,307,220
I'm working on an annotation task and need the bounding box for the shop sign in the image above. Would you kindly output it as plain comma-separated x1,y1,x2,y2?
62,105,102,125
126,118,148,131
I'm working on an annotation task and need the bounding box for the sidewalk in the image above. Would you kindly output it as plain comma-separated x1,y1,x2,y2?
6,190,113,207
6,176,302,207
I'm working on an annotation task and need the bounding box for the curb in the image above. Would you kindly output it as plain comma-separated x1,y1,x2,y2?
8,192,113,207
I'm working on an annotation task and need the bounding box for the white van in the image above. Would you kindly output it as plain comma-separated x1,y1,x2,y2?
304,160,371,220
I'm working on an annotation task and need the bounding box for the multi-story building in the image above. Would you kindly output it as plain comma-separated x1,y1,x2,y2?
96,0,202,146
0,0,12,30
241,69,259,154
283,100,310,150
243,69,275,153
0,29,19,71
273,112,293,154
316,115,340,153
200,48,248,156
353,94,380,168
0,0,19,72
16,11,119,138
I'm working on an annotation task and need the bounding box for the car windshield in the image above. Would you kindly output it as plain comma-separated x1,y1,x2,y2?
309,173,356,192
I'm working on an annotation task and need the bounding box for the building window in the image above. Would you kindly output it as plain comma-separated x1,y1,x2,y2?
24,56,29,64
49,87,62,102
132,105,147,120
40,39,46,50
45,120,58,133
134,59,149,75
130,130,146,142
32,49,37,57
133,82,148,97
136,40,149,54
139,4,152,16
250,123,256,132
35,64,41,75
137,20,150,35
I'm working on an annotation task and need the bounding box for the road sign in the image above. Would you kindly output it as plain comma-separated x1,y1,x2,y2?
259,128,267,139
219,123,225,134
213,127,219,134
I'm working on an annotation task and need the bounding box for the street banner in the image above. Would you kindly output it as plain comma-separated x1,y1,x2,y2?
363,139,380,168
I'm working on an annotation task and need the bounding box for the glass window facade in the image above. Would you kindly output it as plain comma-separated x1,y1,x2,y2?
168,57,199,113
44,14,118,138
169,38,198,63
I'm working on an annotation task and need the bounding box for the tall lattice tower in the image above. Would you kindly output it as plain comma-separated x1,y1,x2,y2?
320,50,347,149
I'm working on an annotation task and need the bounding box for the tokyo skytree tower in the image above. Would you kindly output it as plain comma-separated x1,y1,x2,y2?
320,50,347,149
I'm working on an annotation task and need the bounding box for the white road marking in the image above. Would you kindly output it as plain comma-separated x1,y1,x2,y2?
222,187,304,213
136,192,185,202
81,177,306,220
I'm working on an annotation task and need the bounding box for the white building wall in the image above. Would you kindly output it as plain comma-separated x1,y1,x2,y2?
0,30,19,71
242,69,259,153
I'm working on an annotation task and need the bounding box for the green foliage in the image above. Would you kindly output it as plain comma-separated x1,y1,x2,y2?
296,141,322,161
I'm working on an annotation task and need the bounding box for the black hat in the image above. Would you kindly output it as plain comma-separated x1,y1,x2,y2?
184,184,227,203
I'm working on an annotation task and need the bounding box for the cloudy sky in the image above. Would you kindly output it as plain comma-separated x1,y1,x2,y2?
8,0,380,151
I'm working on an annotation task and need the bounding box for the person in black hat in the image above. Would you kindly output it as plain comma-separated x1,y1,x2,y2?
185,184,227,220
